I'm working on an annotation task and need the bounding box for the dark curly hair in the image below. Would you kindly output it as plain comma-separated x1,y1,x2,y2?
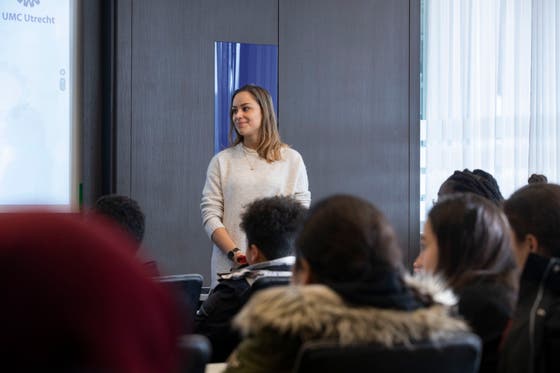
438,169,504,206
240,196,307,260
94,195,145,246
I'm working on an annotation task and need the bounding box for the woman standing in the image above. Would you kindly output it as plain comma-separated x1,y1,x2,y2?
201,84,311,287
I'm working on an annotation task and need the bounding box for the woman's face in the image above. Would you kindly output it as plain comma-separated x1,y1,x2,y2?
232,91,262,143
421,219,439,273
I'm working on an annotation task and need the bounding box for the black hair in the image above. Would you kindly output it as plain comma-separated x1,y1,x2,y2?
94,195,145,246
528,173,548,184
428,193,517,294
295,195,404,285
438,169,504,206
504,183,560,258
240,196,307,260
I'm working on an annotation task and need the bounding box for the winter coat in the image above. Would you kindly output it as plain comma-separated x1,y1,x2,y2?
195,257,294,362
499,253,560,373
224,276,470,373
456,280,515,373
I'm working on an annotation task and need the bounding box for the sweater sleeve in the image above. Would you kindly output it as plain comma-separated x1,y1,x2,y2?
293,152,311,208
201,155,226,238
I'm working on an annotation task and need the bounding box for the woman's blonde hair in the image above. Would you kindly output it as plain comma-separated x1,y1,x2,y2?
229,84,286,162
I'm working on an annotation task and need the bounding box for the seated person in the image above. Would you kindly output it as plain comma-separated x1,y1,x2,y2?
500,183,560,373
414,168,504,272
195,195,307,362
94,194,160,276
225,195,470,373
421,193,518,373
0,212,181,372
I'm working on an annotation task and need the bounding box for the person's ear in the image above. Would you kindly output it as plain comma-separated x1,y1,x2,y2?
292,258,313,285
526,234,539,253
247,244,262,264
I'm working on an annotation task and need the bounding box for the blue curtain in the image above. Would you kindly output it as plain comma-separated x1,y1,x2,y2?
214,42,278,154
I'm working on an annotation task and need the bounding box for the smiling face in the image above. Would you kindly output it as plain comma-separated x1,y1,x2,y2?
231,91,262,146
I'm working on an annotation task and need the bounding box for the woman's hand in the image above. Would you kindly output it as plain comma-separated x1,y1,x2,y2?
233,250,247,265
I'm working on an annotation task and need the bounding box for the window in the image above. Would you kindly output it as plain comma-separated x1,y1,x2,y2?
421,0,558,224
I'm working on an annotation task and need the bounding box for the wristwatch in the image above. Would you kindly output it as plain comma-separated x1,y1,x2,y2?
227,247,240,261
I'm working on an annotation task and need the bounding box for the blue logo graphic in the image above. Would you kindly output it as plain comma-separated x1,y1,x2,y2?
17,0,40,7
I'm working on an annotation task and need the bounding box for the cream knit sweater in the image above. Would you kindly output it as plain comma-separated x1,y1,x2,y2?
201,143,311,287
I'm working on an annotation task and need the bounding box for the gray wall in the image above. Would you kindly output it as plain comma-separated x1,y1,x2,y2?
81,0,104,206
279,0,420,266
114,0,278,282
111,0,420,284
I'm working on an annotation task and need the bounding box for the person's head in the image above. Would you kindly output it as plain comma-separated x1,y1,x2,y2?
229,84,284,162
94,194,145,248
293,194,404,288
412,169,505,274
528,173,548,184
423,193,517,291
504,183,560,267
240,196,307,265
0,212,181,371
437,169,504,206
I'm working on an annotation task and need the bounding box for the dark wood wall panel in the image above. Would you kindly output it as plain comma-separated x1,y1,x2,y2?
115,0,132,195
116,0,278,281
81,0,104,206
408,0,421,268
279,0,419,261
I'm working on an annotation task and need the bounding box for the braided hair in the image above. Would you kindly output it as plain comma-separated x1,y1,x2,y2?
528,173,548,184
438,169,504,206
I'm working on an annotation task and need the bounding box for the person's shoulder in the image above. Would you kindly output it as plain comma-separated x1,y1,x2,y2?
215,277,251,296
232,285,343,334
208,145,240,166
198,279,250,315
458,281,514,318
215,145,240,159
281,145,304,161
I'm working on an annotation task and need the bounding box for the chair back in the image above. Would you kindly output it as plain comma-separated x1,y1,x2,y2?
158,273,203,321
293,332,482,373
179,334,211,373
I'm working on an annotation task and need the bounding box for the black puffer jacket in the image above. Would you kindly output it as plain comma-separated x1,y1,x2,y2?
195,257,293,362
499,253,560,373
456,280,515,373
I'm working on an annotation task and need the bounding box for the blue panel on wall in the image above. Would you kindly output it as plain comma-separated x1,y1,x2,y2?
214,41,278,154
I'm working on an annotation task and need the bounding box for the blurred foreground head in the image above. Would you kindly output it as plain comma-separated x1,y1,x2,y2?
0,212,180,372
293,195,418,308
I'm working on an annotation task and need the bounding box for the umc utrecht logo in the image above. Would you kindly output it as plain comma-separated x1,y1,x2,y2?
17,0,40,7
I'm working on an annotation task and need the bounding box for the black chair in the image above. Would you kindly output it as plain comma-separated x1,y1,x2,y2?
293,332,482,373
179,334,212,373
158,274,203,322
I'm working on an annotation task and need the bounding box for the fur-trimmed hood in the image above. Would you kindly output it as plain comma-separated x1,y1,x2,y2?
233,275,469,346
